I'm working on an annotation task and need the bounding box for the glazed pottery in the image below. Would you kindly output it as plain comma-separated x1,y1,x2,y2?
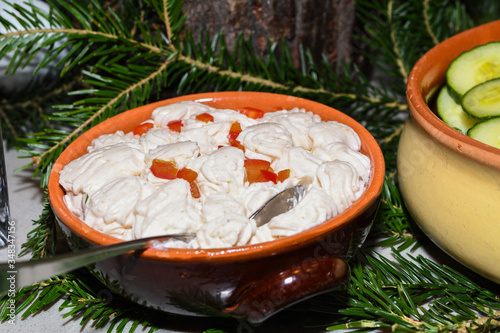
48,91,385,322
399,20,500,283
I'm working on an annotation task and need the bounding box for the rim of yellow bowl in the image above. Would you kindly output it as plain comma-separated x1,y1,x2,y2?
406,19,500,171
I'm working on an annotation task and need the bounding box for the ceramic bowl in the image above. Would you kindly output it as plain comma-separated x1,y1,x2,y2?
48,91,385,323
399,20,500,283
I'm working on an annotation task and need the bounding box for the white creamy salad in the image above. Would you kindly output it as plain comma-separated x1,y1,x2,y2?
60,101,371,249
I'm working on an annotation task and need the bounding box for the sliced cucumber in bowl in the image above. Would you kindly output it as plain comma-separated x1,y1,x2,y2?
462,78,500,119
436,41,500,150
436,85,478,134
446,41,500,102
468,117,500,149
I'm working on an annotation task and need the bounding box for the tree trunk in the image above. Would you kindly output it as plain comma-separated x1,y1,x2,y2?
182,0,360,73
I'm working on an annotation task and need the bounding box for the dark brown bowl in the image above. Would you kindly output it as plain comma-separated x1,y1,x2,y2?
48,91,385,323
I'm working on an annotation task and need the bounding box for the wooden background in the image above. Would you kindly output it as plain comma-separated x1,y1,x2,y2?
183,0,361,73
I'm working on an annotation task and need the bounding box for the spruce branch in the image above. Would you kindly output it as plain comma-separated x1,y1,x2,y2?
423,0,439,45
0,107,19,141
305,250,500,332
18,191,57,259
387,0,408,84
367,177,422,252
163,0,173,45
179,51,408,111
31,58,172,169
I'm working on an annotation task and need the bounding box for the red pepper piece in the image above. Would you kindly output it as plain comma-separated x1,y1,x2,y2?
244,158,271,171
150,159,178,179
227,121,242,142
237,107,265,119
277,169,290,182
260,169,278,184
178,167,200,198
188,181,201,199
177,167,198,182
195,113,214,123
133,122,154,136
229,139,245,152
167,120,183,132
244,159,273,184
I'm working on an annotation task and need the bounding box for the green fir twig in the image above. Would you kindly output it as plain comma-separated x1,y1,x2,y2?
306,250,500,332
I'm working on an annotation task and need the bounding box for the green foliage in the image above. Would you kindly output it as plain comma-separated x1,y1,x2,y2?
307,250,500,332
370,177,423,252
18,191,57,259
1,0,500,332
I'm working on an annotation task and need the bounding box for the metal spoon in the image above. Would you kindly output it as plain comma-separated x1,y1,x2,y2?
0,184,305,294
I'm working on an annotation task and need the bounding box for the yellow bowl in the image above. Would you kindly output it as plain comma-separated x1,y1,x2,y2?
398,20,500,283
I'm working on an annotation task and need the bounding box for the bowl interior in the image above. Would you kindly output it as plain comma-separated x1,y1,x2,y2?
48,91,385,262
406,19,500,170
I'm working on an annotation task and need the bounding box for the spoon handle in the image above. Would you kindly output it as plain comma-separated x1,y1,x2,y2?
0,183,305,295
0,233,194,295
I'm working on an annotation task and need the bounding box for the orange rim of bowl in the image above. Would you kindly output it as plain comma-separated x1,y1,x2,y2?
406,19,500,171
48,91,385,263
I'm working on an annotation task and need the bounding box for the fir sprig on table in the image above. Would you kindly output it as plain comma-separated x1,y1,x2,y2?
305,250,500,332
1,0,499,332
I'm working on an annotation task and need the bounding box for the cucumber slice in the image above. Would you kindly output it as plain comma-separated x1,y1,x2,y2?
436,85,478,134
446,41,500,102
468,117,500,149
462,78,500,119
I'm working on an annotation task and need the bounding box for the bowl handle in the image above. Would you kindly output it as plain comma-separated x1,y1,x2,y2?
222,255,349,324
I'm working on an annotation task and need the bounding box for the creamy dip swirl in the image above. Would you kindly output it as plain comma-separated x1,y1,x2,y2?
60,101,372,248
